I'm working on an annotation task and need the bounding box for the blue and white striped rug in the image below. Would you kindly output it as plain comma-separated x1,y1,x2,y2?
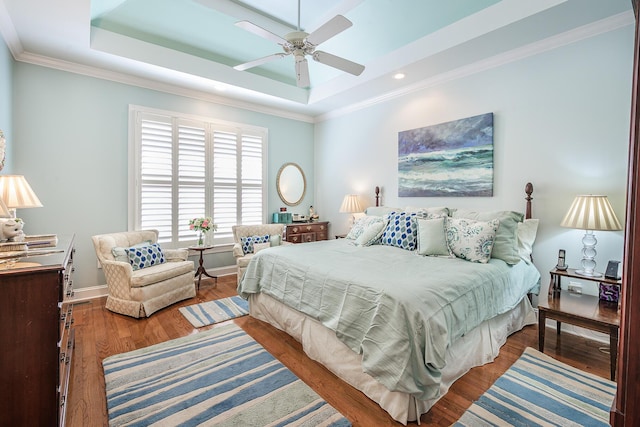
103,323,351,426
179,296,249,328
455,347,616,426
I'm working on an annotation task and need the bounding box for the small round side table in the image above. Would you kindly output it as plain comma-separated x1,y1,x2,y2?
189,245,217,290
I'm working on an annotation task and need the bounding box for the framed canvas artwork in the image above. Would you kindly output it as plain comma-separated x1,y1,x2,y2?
398,113,494,197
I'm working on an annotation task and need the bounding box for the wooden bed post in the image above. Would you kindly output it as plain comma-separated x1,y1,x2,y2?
375,186,380,207
525,182,533,219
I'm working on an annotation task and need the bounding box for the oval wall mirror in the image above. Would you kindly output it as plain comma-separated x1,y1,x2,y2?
276,162,306,206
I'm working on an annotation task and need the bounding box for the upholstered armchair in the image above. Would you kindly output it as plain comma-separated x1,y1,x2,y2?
232,224,290,285
91,230,196,318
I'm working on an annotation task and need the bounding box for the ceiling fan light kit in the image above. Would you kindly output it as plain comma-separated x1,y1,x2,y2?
233,2,365,88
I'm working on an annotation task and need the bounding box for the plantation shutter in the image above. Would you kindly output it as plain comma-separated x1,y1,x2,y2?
133,107,266,248
177,121,207,243
241,133,263,225
139,115,173,243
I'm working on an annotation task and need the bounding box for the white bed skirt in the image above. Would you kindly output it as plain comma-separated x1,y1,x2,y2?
249,293,536,425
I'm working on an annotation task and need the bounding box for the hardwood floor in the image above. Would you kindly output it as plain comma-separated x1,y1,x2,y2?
66,275,611,426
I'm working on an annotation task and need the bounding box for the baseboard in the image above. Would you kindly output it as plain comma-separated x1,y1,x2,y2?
71,265,237,302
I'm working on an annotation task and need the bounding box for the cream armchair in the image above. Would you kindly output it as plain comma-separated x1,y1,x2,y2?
92,230,196,318
232,224,290,285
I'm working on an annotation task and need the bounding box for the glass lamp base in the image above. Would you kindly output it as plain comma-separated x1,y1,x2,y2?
575,269,603,278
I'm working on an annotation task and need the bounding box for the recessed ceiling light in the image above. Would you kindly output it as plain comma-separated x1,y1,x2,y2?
393,73,405,80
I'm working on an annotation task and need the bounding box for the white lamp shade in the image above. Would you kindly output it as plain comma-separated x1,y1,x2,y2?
560,195,622,231
339,194,363,214
0,197,9,217
0,175,43,209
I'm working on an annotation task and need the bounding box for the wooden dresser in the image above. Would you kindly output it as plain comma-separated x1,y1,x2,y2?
284,221,329,243
0,235,75,426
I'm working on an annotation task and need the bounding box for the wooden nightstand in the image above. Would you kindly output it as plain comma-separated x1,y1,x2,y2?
538,284,620,380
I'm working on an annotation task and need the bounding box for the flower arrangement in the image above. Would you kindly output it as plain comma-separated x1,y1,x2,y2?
189,217,217,246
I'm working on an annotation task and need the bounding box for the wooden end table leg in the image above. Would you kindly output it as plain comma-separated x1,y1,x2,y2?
193,249,218,291
538,310,546,352
611,325,619,380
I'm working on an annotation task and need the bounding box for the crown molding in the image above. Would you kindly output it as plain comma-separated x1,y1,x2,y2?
0,0,23,58
316,11,634,123
14,51,315,124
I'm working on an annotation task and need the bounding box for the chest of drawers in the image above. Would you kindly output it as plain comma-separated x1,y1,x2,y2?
0,235,75,426
284,221,329,243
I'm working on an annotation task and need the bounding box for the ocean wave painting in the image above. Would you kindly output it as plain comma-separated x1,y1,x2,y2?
398,113,494,197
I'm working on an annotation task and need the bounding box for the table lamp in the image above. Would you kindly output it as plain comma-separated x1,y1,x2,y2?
560,194,622,277
0,175,43,218
339,194,363,227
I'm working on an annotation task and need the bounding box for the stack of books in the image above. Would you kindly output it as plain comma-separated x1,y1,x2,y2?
0,241,28,253
24,234,58,248
0,235,58,258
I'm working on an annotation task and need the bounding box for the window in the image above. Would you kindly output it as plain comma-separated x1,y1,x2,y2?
129,106,267,248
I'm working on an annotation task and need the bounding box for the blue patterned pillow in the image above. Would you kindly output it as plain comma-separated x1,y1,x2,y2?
126,243,166,270
381,212,418,250
241,234,271,254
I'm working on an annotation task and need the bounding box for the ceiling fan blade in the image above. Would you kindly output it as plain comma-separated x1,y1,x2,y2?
234,53,288,71
235,20,287,45
312,51,365,76
305,15,352,46
295,56,310,88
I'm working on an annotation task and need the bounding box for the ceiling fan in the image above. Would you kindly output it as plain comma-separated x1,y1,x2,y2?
233,0,365,88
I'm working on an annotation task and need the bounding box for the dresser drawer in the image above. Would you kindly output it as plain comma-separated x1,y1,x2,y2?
58,329,74,427
284,222,329,243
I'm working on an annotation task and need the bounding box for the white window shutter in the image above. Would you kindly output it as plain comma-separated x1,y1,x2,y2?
132,107,266,248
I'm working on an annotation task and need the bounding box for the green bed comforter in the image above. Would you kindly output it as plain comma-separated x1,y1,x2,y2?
238,239,540,400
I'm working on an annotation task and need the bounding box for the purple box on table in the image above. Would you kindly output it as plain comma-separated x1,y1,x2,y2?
599,282,620,303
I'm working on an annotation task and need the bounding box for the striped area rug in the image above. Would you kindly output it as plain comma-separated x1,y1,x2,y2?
455,347,616,427
179,296,249,328
103,323,351,427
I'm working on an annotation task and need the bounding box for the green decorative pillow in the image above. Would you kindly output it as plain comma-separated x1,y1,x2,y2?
125,243,166,270
451,209,524,264
416,217,450,257
445,217,499,263
112,240,152,263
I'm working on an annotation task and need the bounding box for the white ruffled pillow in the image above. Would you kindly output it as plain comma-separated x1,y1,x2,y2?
354,221,386,247
346,216,385,240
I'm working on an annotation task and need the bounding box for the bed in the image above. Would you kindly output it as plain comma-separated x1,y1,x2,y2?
238,184,540,424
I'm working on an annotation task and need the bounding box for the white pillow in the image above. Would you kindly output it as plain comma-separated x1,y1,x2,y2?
416,217,450,257
445,217,499,263
354,221,386,247
517,219,539,261
405,206,450,218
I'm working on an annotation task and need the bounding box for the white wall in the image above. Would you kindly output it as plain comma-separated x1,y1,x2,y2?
314,25,633,299
0,36,12,171
11,63,314,291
